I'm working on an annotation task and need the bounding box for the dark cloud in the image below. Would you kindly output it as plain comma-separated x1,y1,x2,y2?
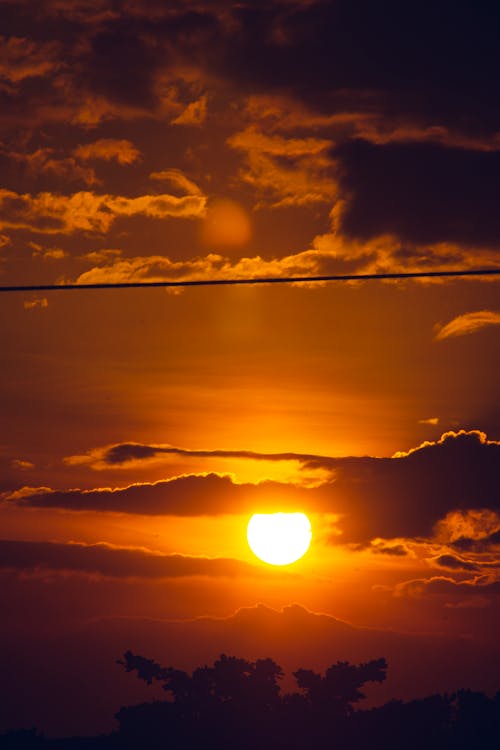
432,554,480,572
452,529,500,553
369,543,409,557
326,431,500,543
91,441,328,466
81,26,165,109
196,1,500,135
2,0,500,262
335,139,500,248
0,538,263,579
395,575,500,599
10,431,500,546
4,1,500,132
10,473,313,516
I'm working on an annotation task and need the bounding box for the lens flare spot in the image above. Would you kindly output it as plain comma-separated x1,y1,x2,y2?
200,198,252,248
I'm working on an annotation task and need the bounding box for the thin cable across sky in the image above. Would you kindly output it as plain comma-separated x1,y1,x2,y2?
1,268,500,293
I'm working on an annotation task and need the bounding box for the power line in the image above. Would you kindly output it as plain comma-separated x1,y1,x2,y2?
0,268,500,293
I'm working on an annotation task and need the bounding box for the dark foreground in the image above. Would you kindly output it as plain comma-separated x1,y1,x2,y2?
2,653,499,749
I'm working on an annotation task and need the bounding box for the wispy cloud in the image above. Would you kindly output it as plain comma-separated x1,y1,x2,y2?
73,139,141,165
23,297,48,310
435,310,500,341
0,35,60,84
0,189,206,234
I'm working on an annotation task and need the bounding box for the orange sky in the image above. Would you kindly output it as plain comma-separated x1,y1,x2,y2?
0,0,500,737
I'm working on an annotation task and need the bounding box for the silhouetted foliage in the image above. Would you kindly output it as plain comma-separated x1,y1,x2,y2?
2,654,499,749
294,657,387,717
112,652,500,750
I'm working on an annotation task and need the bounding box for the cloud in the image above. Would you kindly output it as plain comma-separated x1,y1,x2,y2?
430,554,480,573
3,2,500,151
394,575,500,599
346,120,500,153
0,538,264,580
368,541,409,557
435,311,500,341
327,430,500,543
435,510,500,552
8,431,500,547
2,146,99,186
73,253,232,284
5,473,314,517
73,138,141,165
69,235,374,285
30,242,67,260
334,139,500,250
452,530,500,554
0,189,206,234
65,441,330,468
0,36,60,85
418,418,439,426
80,248,122,264
79,25,166,110
25,0,119,24
391,429,498,458
202,3,500,140
308,226,500,277
227,126,337,208
172,94,207,125
3,485,54,500
10,459,34,471
23,297,48,310
149,168,203,195
64,441,335,487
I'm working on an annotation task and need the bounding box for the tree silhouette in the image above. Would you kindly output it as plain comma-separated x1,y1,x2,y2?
293,657,387,718
115,652,388,749
0,652,499,749
116,652,286,749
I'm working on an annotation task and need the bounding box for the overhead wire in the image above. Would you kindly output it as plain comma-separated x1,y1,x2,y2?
0,268,500,293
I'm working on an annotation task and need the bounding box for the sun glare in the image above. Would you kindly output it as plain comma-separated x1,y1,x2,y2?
246,512,312,565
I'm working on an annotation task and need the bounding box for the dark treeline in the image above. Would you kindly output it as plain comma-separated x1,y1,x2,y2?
1,652,499,749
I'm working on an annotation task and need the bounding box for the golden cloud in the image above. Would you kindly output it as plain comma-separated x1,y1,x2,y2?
23,297,48,310
392,429,499,459
74,138,141,165
227,126,337,208
434,310,500,340
72,245,337,285
172,94,208,126
0,189,207,234
149,168,203,195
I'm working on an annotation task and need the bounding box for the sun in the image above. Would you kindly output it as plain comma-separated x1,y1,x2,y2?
246,512,312,565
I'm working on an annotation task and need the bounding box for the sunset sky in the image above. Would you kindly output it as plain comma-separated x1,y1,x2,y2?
1,0,500,738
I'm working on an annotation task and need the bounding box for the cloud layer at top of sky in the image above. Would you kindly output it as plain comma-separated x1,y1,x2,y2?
1,0,500,274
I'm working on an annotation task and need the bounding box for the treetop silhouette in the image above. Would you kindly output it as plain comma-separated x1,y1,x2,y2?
118,651,386,716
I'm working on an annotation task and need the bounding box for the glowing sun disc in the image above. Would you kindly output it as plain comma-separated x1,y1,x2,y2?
247,512,312,565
